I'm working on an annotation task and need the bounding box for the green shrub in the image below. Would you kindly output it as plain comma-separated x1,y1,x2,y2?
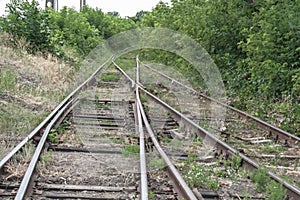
2,0,52,53
49,7,102,57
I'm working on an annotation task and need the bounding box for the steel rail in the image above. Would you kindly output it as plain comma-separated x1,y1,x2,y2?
0,56,113,170
139,85,300,200
135,57,148,200
139,59,300,146
134,56,198,200
113,60,300,200
15,99,74,199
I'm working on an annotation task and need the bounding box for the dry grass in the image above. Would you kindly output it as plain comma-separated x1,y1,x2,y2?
0,33,75,160
0,33,74,103
3,142,35,180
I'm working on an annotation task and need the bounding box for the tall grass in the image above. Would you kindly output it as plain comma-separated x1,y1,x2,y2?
0,33,74,160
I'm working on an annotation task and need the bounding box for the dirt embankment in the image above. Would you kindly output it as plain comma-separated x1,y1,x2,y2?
0,38,75,159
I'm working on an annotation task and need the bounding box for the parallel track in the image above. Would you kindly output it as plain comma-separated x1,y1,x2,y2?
138,59,300,187
139,60,300,146
0,57,197,199
115,57,300,199
0,55,299,199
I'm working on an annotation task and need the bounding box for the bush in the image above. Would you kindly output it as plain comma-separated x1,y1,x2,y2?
2,0,51,53
49,7,102,57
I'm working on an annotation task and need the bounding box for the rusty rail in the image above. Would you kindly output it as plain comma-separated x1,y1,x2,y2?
135,56,198,200
114,58,199,200
0,56,113,170
139,60,300,146
114,59,300,200
135,57,148,200
15,99,74,199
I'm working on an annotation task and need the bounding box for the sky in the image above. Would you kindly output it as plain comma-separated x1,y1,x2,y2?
0,0,171,17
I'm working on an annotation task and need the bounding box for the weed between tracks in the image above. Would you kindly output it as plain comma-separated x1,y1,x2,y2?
48,124,67,143
47,118,84,146
181,152,287,199
149,157,165,170
121,144,140,157
148,190,155,199
250,166,286,199
99,72,121,82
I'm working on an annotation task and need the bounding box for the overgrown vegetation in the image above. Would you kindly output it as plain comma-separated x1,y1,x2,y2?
182,153,287,199
0,32,74,160
250,166,286,199
0,0,136,63
148,157,165,170
139,0,300,135
0,1,299,158
182,153,220,190
48,125,66,143
1,1,298,136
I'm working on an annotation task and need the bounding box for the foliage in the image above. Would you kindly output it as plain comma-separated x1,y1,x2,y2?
131,11,149,23
182,153,220,190
48,125,65,143
238,0,300,100
1,0,52,53
148,190,155,199
48,130,60,143
139,0,300,135
0,1,136,62
81,6,137,39
250,166,287,199
266,181,286,200
184,163,220,190
148,157,165,169
0,0,299,134
49,7,101,58
250,167,269,192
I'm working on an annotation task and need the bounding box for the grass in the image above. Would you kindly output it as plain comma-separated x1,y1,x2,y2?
115,54,137,71
149,190,155,199
0,102,45,144
170,138,182,147
160,135,171,143
261,144,288,154
121,144,140,157
184,163,220,190
100,72,121,82
0,68,17,93
250,166,287,199
182,154,244,190
4,142,35,180
0,33,74,160
111,137,125,144
139,93,148,103
40,150,53,166
149,157,165,170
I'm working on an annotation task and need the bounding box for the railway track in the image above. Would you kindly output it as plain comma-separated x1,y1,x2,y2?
137,59,300,188
115,57,300,199
0,55,299,199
